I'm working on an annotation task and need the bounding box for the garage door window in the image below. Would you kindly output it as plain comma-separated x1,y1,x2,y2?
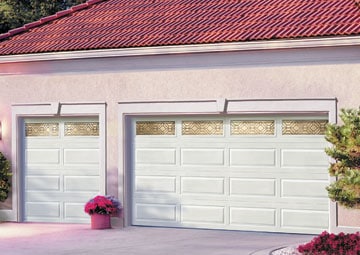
25,123,59,137
64,122,99,136
282,120,327,135
182,120,223,135
136,121,175,135
230,120,275,135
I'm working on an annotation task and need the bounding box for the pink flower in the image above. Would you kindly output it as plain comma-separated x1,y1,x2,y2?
298,231,360,255
84,195,121,215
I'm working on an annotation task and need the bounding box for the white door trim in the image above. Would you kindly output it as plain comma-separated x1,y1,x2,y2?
118,98,337,230
11,102,106,222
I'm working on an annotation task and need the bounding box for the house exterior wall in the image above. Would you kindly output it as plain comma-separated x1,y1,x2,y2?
0,43,359,231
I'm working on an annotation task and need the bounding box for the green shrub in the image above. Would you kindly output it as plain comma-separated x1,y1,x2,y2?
0,152,11,202
325,108,360,208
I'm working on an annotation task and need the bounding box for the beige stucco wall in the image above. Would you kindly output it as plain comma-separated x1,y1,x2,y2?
0,44,359,229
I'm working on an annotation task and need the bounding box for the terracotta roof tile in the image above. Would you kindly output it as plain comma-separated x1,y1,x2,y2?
0,0,360,55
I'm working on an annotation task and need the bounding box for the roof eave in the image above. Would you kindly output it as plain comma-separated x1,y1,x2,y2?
1,35,360,64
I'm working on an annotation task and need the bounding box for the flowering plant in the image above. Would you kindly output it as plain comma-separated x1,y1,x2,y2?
298,231,360,255
84,195,121,215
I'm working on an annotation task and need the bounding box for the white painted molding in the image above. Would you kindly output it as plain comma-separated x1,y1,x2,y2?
12,102,59,115
227,98,337,120
1,45,359,76
119,100,219,115
216,98,227,113
1,36,360,63
0,210,14,221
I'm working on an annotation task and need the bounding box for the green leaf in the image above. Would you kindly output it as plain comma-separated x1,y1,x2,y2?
326,107,360,207
0,152,11,202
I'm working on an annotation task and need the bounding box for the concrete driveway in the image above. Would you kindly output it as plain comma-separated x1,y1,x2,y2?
0,223,313,255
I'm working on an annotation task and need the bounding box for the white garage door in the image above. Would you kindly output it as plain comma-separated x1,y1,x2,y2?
23,117,101,223
132,116,330,234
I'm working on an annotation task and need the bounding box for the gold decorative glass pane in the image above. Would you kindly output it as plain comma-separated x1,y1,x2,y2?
136,121,175,135
231,120,275,135
64,122,99,136
182,120,223,135
25,123,59,137
282,120,328,135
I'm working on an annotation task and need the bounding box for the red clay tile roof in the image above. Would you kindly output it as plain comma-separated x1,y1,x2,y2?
1,0,360,55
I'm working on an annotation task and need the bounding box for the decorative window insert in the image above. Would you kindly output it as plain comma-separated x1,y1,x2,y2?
282,120,328,135
136,121,175,135
231,120,275,135
64,122,99,136
25,123,59,137
182,120,223,135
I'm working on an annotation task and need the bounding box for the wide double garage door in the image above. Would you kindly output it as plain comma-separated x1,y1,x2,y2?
132,116,330,234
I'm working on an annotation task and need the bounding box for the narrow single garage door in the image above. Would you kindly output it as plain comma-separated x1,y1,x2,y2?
132,116,329,234
24,117,101,223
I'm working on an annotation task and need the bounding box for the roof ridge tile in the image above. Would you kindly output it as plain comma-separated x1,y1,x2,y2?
88,0,107,4
56,9,74,18
0,33,10,41
71,3,91,11
40,14,58,24
8,27,26,36
24,21,42,30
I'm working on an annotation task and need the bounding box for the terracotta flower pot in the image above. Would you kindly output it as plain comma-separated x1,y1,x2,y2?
91,214,111,229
